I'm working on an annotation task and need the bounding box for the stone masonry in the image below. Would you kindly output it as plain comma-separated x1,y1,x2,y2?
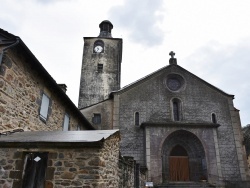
0,132,121,188
0,46,91,132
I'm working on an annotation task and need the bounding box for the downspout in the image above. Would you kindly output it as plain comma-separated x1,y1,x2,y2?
0,37,20,66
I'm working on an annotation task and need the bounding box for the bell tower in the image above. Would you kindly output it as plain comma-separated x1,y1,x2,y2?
78,20,123,109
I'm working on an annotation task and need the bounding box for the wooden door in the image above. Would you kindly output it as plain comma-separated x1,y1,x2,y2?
22,152,48,188
169,156,190,181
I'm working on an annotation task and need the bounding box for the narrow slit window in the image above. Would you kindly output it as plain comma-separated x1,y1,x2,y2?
135,112,139,126
172,98,182,121
40,93,50,122
173,101,179,121
212,113,217,123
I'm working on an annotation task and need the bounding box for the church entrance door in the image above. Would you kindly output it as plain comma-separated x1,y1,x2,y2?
169,145,189,181
162,130,207,182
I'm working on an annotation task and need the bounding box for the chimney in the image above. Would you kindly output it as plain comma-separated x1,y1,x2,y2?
58,84,67,93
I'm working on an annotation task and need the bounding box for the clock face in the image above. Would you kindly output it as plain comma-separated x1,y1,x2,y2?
94,45,103,53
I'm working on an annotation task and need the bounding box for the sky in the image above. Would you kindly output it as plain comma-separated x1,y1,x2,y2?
1,0,250,126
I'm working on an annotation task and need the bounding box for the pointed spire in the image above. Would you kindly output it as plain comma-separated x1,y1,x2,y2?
169,51,177,65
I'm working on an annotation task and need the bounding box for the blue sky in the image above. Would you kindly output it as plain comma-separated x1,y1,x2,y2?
1,0,250,126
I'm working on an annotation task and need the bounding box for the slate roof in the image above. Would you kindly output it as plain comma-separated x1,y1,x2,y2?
0,130,119,147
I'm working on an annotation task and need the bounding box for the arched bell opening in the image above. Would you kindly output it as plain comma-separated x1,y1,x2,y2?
162,130,207,182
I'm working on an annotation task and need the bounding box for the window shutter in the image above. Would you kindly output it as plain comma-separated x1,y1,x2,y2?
40,94,50,121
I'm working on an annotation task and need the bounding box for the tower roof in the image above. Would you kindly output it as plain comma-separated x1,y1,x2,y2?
98,20,113,38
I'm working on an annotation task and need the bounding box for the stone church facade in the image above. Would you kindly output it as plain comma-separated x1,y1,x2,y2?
80,21,249,187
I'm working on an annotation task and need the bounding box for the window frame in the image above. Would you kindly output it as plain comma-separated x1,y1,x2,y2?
39,93,50,122
22,152,48,188
135,112,140,126
63,113,70,131
171,98,182,121
97,63,103,73
212,113,217,123
92,113,101,125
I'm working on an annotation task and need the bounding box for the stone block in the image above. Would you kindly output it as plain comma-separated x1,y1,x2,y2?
54,161,62,166
60,172,76,179
58,153,64,159
46,167,55,180
72,180,82,186
78,174,100,179
48,153,57,160
0,159,7,165
13,151,23,159
15,160,23,170
45,181,53,188
64,161,73,167
88,157,105,167
9,170,22,179
12,180,22,188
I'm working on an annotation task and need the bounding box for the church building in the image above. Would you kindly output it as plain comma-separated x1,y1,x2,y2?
79,20,248,187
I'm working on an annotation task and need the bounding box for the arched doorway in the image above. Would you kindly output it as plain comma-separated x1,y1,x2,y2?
162,130,207,182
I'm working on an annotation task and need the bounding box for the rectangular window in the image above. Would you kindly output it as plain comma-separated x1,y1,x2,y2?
22,152,48,188
40,94,50,121
63,113,70,131
92,113,101,124
97,64,103,73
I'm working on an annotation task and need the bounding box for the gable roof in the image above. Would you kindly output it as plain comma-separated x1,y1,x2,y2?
110,64,234,98
0,28,95,130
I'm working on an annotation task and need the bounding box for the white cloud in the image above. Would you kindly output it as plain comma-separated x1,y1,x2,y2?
184,39,250,126
109,0,165,46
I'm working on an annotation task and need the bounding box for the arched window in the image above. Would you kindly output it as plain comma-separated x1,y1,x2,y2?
135,112,139,126
93,40,104,53
212,113,217,123
172,98,181,121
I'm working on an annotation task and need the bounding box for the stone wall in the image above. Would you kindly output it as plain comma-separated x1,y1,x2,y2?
0,48,89,132
118,156,147,188
80,100,113,130
0,132,121,188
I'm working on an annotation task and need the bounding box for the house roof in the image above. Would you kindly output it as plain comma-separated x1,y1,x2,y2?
110,64,234,98
0,28,95,130
0,130,119,148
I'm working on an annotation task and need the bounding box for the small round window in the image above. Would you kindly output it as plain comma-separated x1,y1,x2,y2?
166,74,185,92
